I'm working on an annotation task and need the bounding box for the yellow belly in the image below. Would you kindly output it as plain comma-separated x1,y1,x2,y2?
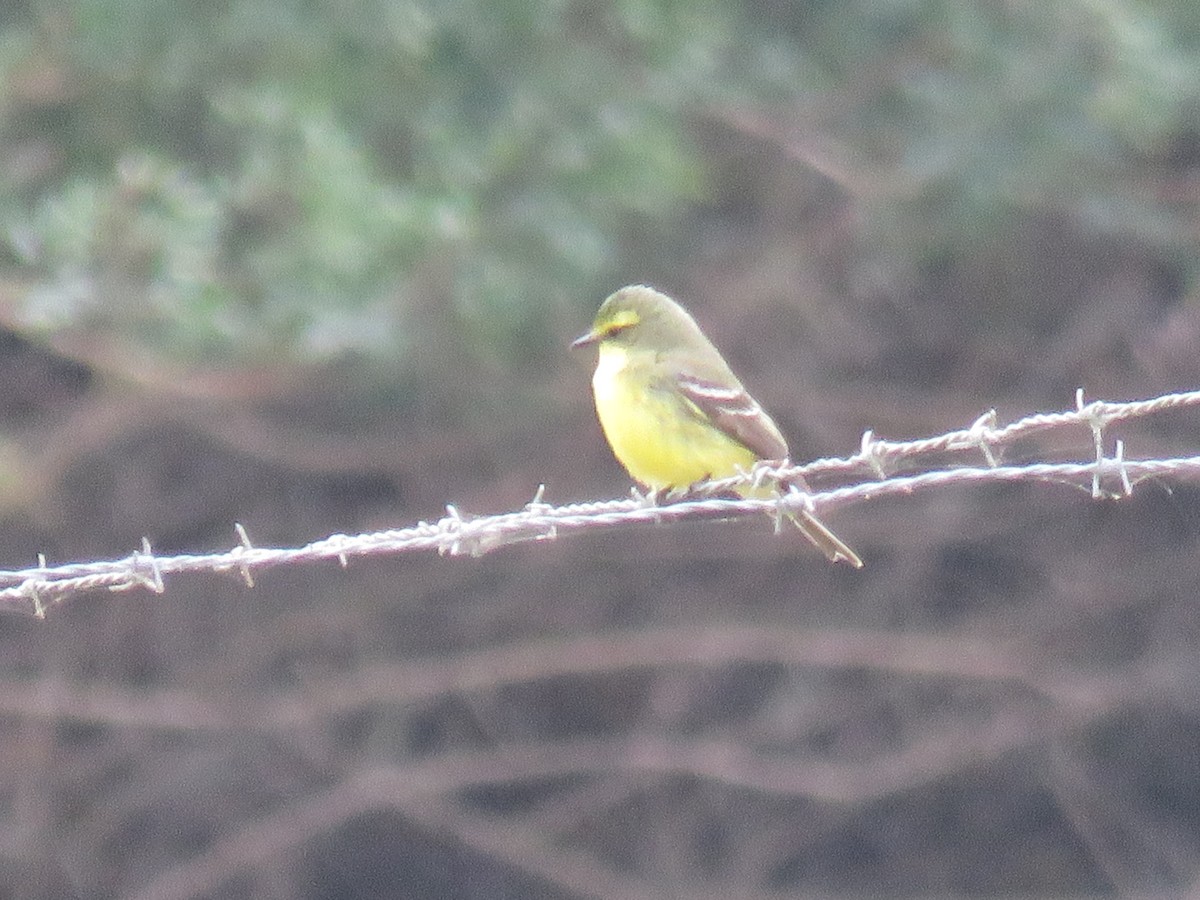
592,345,757,490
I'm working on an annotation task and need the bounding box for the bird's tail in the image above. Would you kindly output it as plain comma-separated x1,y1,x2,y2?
788,508,863,568
736,474,863,567
751,472,863,567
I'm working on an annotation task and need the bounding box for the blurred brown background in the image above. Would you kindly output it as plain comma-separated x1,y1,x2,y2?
2,1,1200,897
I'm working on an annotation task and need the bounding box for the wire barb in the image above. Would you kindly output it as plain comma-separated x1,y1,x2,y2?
1076,390,1108,499
968,409,1000,467
328,533,351,568
1113,439,1133,498
118,537,165,594
524,484,558,542
438,504,491,558
232,524,256,587
860,430,890,478
24,553,49,618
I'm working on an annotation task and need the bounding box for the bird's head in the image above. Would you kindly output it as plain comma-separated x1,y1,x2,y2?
571,285,703,353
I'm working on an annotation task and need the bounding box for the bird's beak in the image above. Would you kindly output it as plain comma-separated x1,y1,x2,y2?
571,328,601,349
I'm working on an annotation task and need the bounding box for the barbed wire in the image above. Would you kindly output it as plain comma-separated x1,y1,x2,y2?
6,388,1200,617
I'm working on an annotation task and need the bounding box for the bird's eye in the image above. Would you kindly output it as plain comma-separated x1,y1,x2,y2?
606,310,641,332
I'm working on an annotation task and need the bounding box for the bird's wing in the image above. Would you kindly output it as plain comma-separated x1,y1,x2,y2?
675,371,789,461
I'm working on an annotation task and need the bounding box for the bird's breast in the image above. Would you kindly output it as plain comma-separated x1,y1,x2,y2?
589,343,755,490
592,343,631,408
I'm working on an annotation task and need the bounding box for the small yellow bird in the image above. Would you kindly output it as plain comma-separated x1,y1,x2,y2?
572,284,862,567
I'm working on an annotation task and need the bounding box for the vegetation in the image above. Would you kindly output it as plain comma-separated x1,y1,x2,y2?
3,1,1197,368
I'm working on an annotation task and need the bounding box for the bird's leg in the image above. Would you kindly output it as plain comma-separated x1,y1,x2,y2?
670,472,718,500
631,484,662,506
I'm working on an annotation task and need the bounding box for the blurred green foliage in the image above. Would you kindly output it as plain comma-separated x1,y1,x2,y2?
0,0,1197,365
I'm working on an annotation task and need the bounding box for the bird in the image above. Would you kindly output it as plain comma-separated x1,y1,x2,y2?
572,284,862,567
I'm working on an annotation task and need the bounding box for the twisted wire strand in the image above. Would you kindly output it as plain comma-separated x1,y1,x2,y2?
6,390,1200,616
